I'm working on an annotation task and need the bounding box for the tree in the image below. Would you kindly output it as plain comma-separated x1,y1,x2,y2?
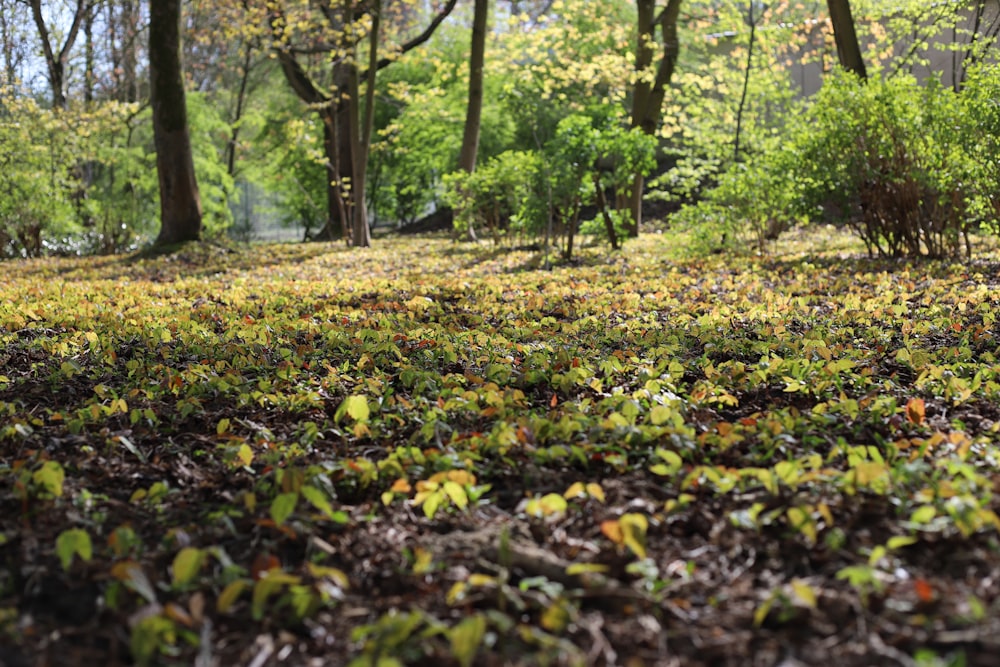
29,0,92,109
107,0,141,103
263,0,458,247
826,0,866,80
458,0,489,241
628,0,683,236
1,0,31,88
149,0,203,245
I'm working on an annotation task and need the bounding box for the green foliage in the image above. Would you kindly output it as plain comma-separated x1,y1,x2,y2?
0,90,83,257
4,232,1000,662
371,48,515,226
681,66,1000,258
443,113,655,254
0,88,235,257
789,71,984,257
442,150,542,241
186,93,237,236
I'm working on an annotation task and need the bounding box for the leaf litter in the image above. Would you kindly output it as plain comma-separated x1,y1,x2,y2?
1,228,1000,666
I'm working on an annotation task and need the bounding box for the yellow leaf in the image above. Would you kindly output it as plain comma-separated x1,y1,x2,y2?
340,394,370,422
541,599,571,632
619,513,648,559
585,483,605,503
236,443,253,467
906,397,925,425
790,579,817,608
443,481,468,510
565,562,609,576
306,563,349,587
217,579,250,613
446,470,476,486
446,581,468,605
563,482,586,499
468,573,497,587
412,547,434,574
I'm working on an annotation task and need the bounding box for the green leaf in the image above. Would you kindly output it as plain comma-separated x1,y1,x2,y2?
301,485,337,521
449,614,486,667
251,571,301,621
422,491,443,519
442,481,468,511
171,547,205,587
339,395,370,423
887,535,918,551
55,528,92,571
652,448,683,476
33,461,65,497
649,405,676,426
910,505,936,524
270,492,299,526
131,614,175,667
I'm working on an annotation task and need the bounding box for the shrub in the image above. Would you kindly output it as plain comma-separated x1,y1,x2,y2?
679,67,1000,258
443,113,656,257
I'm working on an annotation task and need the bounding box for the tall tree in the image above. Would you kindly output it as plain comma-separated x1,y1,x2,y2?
0,0,31,87
826,0,866,79
29,0,91,108
264,0,458,246
108,0,141,102
458,0,489,241
149,0,203,245
628,0,683,235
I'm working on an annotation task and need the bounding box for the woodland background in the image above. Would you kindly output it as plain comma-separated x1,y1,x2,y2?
0,0,998,260
3,2,1000,666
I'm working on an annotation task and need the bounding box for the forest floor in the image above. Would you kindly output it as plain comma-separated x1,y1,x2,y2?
2,227,1000,666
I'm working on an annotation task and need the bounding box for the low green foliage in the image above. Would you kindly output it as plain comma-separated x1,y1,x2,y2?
2,229,1000,664
444,113,655,255
682,66,1000,258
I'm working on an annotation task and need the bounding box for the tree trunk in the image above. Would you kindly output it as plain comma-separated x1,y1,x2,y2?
628,0,683,236
84,3,94,104
226,46,254,178
458,0,489,242
150,0,203,246
827,0,867,80
268,0,457,246
29,0,88,109
0,3,16,87
595,174,619,250
733,3,758,162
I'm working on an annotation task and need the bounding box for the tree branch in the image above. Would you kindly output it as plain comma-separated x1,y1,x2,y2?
367,0,458,74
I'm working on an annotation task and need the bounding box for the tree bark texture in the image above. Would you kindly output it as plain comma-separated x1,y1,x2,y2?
458,0,489,242
628,0,683,236
270,0,456,245
827,0,867,79
459,0,488,175
150,0,203,245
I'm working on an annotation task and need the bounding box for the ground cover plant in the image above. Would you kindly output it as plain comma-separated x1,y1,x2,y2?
3,228,1000,666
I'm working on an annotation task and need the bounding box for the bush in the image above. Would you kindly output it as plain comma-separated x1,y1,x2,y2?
443,113,656,257
793,72,981,258
679,67,1000,258
0,91,81,257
